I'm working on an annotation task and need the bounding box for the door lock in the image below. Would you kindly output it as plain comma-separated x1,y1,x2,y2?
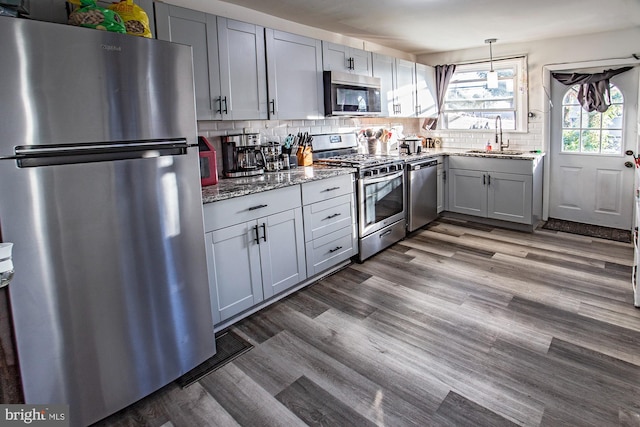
624,161,634,168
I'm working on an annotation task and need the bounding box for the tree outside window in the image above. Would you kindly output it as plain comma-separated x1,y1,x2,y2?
561,84,624,154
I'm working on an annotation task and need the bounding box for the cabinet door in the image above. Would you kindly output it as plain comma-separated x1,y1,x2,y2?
350,47,373,76
395,59,417,117
488,172,533,224
437,165,444,214
372,53,395,117
217,17,268,120
208,222,264,323
416,63,437,117
322,42,350,72
155,4,220,120
259,208,307,298
448,168,487,217
266,29,323,120
322,42,372,76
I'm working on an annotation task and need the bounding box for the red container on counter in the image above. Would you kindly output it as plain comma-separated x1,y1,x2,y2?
198,136,218,186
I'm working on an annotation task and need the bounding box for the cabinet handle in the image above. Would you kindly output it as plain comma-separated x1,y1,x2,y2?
380,229,393,238
261,223,267,242
329,246,343,253
248,204,268,211
323,186,340,192
325,213,342,220
443,170,446,180
416,104,421,115
482,174,486,185
216,97,222,114
487,174,491,185
270,99,276,115
222,96,228,114
347,57,354,70
253,224,260,244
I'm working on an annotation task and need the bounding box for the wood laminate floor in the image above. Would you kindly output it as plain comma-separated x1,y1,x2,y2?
96,218,640,427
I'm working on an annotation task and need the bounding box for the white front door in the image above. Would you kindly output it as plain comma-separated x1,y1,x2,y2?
549,67,639,230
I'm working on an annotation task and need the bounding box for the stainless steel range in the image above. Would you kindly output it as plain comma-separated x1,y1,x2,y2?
313,133,406,262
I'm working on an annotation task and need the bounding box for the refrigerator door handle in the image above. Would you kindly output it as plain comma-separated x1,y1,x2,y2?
12,139,190,168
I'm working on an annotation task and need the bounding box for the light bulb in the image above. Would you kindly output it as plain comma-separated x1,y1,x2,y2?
487,70,498,88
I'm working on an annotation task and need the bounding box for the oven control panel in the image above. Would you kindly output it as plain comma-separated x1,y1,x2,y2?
360,161,405,178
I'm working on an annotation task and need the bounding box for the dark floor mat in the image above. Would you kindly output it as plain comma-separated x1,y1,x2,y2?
541,218,632,243
176,330,253,388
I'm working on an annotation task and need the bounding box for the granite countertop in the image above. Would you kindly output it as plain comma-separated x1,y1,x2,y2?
203,149,546,203
394,148,545,161
201,165,356,204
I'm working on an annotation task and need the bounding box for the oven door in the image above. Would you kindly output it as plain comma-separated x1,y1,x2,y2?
358,169,406,237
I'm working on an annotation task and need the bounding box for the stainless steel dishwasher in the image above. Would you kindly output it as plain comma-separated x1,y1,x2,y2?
406,157,439,232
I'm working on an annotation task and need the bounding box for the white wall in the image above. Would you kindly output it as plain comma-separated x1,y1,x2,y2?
416,27,640,152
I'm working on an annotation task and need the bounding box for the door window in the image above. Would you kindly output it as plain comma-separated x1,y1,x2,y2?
561,84,624,154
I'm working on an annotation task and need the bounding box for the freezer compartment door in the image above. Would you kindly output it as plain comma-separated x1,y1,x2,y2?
0,18,197,152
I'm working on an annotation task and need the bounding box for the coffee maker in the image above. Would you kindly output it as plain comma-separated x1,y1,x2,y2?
221,134,266,178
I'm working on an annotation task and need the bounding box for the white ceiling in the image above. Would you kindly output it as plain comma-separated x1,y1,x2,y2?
216,0,640,54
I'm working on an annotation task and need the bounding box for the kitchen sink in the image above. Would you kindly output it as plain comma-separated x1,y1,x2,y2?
467,149,525,156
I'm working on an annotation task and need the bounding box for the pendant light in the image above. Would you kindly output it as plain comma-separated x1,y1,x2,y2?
485,38,498,88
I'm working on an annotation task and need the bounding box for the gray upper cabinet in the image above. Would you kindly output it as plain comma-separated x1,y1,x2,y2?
155,4,219,120
416,63,437,118
372,53,417,117
395,58,417,117
217,17,268,120
372,53,395,116
155,4,267,120
266,29,324,120
322,42,372,76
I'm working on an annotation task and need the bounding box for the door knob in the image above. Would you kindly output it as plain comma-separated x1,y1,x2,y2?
625,150,634,156
624,161,634,168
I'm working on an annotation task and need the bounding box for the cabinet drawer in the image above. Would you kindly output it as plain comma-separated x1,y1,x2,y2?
303,194,353,242
305,226,354,276
203,185,301,231
302,174,353,205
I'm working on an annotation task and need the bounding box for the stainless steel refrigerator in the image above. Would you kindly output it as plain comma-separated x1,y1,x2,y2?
0,17,216,426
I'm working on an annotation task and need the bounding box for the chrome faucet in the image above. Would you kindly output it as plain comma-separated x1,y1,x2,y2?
495,115,509,151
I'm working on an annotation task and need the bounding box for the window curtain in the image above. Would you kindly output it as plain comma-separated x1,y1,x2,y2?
552,67,632,113
422,64,457,130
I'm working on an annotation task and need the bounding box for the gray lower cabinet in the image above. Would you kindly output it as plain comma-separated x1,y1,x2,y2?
302,174,358,275
437,156,446,214
448,156,542,225
203,186,306,324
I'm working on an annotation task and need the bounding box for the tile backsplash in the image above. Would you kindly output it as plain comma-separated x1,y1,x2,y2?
198,116,543,175
197,117,422,174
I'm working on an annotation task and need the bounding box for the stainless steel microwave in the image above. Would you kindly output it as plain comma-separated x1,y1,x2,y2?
323,71,382,116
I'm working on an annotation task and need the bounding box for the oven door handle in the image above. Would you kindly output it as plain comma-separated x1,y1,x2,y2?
362,170,404,184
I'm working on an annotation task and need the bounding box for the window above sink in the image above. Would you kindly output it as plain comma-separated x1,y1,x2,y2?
441,57,528,133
